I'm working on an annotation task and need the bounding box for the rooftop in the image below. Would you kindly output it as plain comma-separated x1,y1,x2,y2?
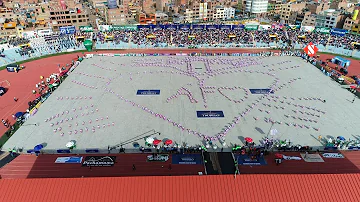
0,174,359,202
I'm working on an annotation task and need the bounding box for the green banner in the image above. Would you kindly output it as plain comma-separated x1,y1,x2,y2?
83,39,93,51
314,27,330,34
110,25,138,31
244,25,258,30
79,26,93,32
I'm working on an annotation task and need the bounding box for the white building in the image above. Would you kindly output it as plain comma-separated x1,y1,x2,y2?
224,7,236,20
315,9,341,28
213,6,225,20
245,0,268,14
184,9,194,23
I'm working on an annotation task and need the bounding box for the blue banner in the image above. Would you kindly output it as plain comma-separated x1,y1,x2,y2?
57,149,71,153
219,25,232,30
206,25,219,30
330,28,347,36
324,146,338,150
85,149,99,153
164,24,178,30
192,24,205,30
137,25,151,30
136,90,161,95
153,25,163,30
232,24,244,30
249,89,274,94
235,154,267,165
172,154,203,164
197,111,224,118
348,146,360,150
55,156,83,163
179,24,191,30
59,26,76,34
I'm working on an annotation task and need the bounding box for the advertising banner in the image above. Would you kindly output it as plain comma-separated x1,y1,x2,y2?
179,24,191,30
206,25,219,30
147,154,169,162
232,24,244,30
245,24,258,30
172,154,203,164
330,28,347,36
59,26,76,34
197,111,224,118
235,154,267,165
322,153,344,158
249,89,274,94
301,153,324,162
192,24,205,30
57,149,71,153
55,156,83,163
219,25,232,30
136,90,160,95
164,24,178,30
79,26,93,32
314,27,330,34
82,156,116,167
111,25,138,31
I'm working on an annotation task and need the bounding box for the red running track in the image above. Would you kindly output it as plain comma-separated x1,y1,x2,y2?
0,153,205,179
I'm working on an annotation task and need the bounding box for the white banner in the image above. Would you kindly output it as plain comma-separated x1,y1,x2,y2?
283,155,302,160
322,153,344,158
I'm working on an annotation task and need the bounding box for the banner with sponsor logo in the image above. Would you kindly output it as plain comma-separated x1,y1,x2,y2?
301,153,324,162
314,27,330,34
322,153,344,158
330,28,347,36
136,90,160,95
235,154,267,165
282,155,302,160
172,154,203,164
79,26,93,32
82,156,116,167
59,26,76,34
147,154,169,162
249,89,274,94
197,111,224,118
55,156,83,163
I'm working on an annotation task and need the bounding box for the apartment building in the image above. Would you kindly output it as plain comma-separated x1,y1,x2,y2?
302,14,316,26
307,2,330,14
107,6,128,25
142,0,155,14
295,11,311,25
183,9,194,23
268,0,282,16
156,0,170,12
280,3,306,23
155,11,168,23
224,7,235,20
351,23,360,34
343,9,360,30
315,9,343,28
189,1,213,22
245,0,268,14
136,13,155,24
213,6,224,20
50,10,89,30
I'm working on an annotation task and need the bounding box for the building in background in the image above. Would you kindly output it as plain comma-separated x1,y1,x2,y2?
315,9,344,28
224,7,235,20
50,9,89,30
245,0,268,14
280,3,306,24
107,6,128,25
302,14,316,26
